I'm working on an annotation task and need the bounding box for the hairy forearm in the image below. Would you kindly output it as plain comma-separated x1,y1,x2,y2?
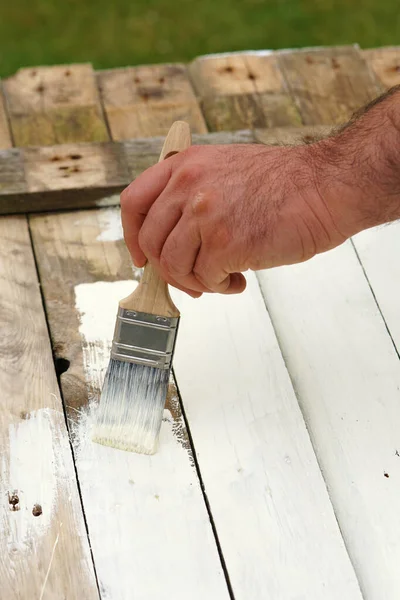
308,85,400,237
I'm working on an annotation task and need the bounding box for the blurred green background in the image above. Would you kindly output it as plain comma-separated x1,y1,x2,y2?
0,0,399,76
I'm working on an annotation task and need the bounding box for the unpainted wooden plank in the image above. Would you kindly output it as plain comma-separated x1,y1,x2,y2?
4,64,109,146
353,224,400,355
172,275,363,599
0,216,98,599
29,207,231,600
278,45,379,124
189,52,301,130
98,63,207,139
0,83,12,148
363,47,400,90
258,243,400,600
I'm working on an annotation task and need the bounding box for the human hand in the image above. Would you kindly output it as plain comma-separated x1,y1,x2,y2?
120,143,350,297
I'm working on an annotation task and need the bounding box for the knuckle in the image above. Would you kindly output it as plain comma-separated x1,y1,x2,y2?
175,163,202,188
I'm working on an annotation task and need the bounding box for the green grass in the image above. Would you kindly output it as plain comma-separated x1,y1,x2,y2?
0,0,399,76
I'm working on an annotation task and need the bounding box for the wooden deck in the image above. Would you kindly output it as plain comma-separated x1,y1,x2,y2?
1,45,400,600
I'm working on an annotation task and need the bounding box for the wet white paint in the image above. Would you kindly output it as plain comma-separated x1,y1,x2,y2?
1,408,67,553
73,280,229,599
96,209,124,242
95,194,121,208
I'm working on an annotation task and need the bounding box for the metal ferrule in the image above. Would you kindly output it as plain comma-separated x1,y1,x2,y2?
111,307,179,370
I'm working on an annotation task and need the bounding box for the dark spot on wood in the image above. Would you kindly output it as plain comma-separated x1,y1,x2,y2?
306,56,314,64
134,77,141,83
8,491,20,511
248,72,256,80
50,155,61,162
224,66,234,73
59,165,69,170
20,410,29,420
158,76,165,84
72,166,80,173
331,58,340,69
65,70,71,77
166,65,184,77
138,86,164,100
384,472,389,478
62,174,70,178
69,154,82,160
36,84,45,93
32,504,42,517
53,342,65,355
31,70,37,77
55,357,70,377
303,135,314,143
395,450,400,457
390,65,400,73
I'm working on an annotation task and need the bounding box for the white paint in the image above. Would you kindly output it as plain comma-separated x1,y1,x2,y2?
353,222,400,352
73,280,230,600
258,240,400,600
1,408,63,553
95,194,121,208
199,49,273,59
171,274,362,600
96,209,124,242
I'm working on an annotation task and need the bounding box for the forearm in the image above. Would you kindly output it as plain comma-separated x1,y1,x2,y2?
309,85,400,237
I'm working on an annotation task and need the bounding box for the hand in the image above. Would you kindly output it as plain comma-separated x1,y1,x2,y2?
120,143,349,297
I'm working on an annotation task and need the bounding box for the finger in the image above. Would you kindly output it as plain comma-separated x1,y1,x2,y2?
193,247,247,294
120,157,176,266
159,215,211,294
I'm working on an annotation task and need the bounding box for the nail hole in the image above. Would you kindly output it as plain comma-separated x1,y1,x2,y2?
224,66,234,73
50,155,61,162
32,504,42,517
55,357,70,377
36,84,45,93
69,154,82,160
384,472,390,478
72,166,80,173
65,70,71,77
140,92,149,101
158,76,165,84
8,491,20,511
248,72,256,80
134,77,141,83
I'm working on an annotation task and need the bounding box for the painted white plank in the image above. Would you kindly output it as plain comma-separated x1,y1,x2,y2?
257,241,400,600
171,273,363,600
353,222,400,352
73,279,230,600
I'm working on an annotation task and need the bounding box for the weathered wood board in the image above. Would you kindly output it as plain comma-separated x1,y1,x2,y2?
363,47,400,90
190,52,301,130
0,216,98,599
3,65,109,146
98,63,207,139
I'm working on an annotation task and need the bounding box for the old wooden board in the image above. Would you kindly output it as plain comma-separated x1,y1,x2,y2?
29,208,230,600
278,45,379,124
0,126,336,215
256,45,400,600
0,215,98,598
189,52,301,130
3,64,109,147
363,47,400,90
98,63,207,140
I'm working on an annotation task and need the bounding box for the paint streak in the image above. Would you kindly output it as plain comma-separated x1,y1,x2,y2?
1,408,64,554
96,208,124,242
95,194,120,208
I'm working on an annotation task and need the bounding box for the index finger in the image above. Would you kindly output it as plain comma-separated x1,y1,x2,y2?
120,156,176,266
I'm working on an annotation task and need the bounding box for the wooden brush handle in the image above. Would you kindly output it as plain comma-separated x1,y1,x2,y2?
119,121,192,317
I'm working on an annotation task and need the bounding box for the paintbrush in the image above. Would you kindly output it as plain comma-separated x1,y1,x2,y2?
92,121,191,454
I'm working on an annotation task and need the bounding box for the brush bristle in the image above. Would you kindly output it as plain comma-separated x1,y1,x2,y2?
92,360,169,454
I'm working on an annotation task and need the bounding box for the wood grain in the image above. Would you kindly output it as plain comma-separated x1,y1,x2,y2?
172,274,362,599
0,83,12,148
98,63,207,139
190,52,301,130
258,243,400,600
0,216,98,599
363,47,400,90
278,46,379,124
29,208,231,600
4,64,109,146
